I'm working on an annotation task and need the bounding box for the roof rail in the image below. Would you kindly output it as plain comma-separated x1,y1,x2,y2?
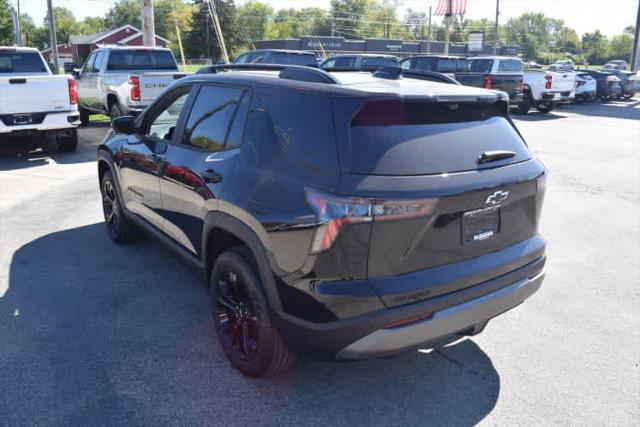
196,63,340,84
372,66,460,85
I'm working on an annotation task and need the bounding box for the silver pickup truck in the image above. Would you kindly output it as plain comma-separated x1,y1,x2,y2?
75,46,188,124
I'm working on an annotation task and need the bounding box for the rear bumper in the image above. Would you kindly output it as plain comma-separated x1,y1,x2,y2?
337,271,543,359
0,111,80,135
275,238,546,359
541,91,575,103
508,93,524,105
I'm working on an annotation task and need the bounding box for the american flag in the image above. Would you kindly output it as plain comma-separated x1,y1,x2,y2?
435,0,468,16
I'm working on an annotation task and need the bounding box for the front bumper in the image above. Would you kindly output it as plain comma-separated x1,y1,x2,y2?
0,111,80,135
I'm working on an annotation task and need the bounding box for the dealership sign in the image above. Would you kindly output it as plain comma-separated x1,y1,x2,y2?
468,32,483,53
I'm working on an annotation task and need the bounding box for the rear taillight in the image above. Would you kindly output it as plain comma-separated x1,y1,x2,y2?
483,75,493,89
305,188,437,253
68,78,78,105
544,75,552,90
129,75,140,101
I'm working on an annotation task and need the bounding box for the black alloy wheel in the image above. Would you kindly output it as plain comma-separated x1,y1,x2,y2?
100,171,137,243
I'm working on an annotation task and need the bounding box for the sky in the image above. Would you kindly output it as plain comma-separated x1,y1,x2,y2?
12,0,639,38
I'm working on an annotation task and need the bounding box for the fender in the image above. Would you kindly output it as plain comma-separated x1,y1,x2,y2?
202,211,283,312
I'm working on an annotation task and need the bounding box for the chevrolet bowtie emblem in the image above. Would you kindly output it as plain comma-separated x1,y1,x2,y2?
485,190,509,206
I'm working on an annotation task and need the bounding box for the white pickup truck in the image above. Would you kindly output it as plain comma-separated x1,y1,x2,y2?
75,46,188,123
517,68,576,114
0,47,80,151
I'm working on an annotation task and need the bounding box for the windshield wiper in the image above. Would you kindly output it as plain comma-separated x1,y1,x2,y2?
478,150,516,164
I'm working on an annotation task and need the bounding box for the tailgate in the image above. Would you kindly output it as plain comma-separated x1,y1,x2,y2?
0,75,70,115
492,74,523,96
138,72,186,103
550,72,575,92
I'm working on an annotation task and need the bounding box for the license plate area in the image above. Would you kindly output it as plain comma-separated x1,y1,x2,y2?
462,206,501,244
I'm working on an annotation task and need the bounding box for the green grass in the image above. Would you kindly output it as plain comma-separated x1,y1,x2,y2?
179,64,206,73
89,114,110,123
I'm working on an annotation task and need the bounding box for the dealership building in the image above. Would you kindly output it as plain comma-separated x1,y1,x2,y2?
254,35,519,57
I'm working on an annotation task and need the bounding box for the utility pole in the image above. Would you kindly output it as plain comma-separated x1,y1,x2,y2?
16,0,22,46
444,0,452,55
427,6,432,54
493,0,500,55
46,0,59,73
141,0,156,47
172,3,186,67
206,0,229,63
631,0,640,71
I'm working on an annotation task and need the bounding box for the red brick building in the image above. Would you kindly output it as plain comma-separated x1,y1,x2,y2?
41,43,74,67
68,25,169,65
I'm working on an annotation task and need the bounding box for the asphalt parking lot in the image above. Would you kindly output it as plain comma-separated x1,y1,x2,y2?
1,99,639,425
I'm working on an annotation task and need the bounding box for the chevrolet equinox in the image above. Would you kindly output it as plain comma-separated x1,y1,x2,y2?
97,64,547,377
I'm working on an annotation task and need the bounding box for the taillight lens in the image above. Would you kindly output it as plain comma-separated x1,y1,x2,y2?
305,188,437,253
68,79,78,104
483,75,492,89
129,75,140,101
544,75,552,89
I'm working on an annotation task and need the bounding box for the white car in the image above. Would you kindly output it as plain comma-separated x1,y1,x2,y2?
574,72,597,102
549,60,576,72
0,46,80,151
517,68,576,114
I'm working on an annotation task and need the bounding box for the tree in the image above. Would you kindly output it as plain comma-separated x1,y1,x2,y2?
404,9,427,40
185,0,246,61
105,0,141,29
238,1,274,42
505,13,551,60
623,25,635,36
609,34,633,62
43,7,80,45
0,0,15,45
330,0,371,38
582,30,609,64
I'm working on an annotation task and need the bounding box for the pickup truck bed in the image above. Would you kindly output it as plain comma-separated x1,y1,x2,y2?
454,72,524,104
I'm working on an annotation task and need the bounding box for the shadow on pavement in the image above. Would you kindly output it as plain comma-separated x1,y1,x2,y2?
1,223,500,425
557,98,640,121
0,124,108,171
512,111,568,121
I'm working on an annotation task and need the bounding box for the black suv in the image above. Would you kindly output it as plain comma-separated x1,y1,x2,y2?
233,49,318,67
97,64,547,377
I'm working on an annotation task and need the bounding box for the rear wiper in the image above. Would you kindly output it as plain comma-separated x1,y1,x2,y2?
478,150,516,164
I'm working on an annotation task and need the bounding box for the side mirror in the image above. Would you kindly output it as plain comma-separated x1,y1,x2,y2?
73,70,81,79
111,116,137,135
63,63,75,74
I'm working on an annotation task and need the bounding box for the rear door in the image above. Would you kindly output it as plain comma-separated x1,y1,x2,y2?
335,99,543,294
159,83,251,255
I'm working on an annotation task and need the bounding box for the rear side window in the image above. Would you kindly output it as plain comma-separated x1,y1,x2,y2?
348,100,531,175
469,59,493,73
498,60,523,72
0,52,48,73
184,85,247,151
270,52,317,67
107,50,178,71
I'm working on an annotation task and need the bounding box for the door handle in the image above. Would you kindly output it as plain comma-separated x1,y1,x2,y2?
201,170,222,184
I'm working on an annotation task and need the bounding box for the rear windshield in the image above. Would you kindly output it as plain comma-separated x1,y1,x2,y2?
0,52,48,73
469,59,493,73
106,50,178,71
413,57,468,73
361,56,398,69
349,101,531,175
498,59,523,72
270,52,317,67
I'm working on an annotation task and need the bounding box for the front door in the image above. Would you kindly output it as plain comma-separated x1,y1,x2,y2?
116,85,193,230
160,84,251,255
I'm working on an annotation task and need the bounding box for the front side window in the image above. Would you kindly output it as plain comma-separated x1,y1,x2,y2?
82,53,95,74
184,85,247,151
147,91,190,143
400,59,411,70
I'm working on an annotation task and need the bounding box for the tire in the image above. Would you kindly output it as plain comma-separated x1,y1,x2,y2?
100,170,138,244
56,128,78,152
536,102,554,113
514,91,532,114
79,108,90,126
210,248,296,378
109,103,123,120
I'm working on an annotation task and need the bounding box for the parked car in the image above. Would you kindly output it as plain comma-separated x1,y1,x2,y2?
607,70,640,99
576,69,623,101
574,72,598,102
75,46,187,123
233,49,318,67
548,60,576,72
320,54,398,71
602,60,628,71
517,68,576,114
454,56,525,106
0,46,79,151
399,55,468,75
97,63,547,378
